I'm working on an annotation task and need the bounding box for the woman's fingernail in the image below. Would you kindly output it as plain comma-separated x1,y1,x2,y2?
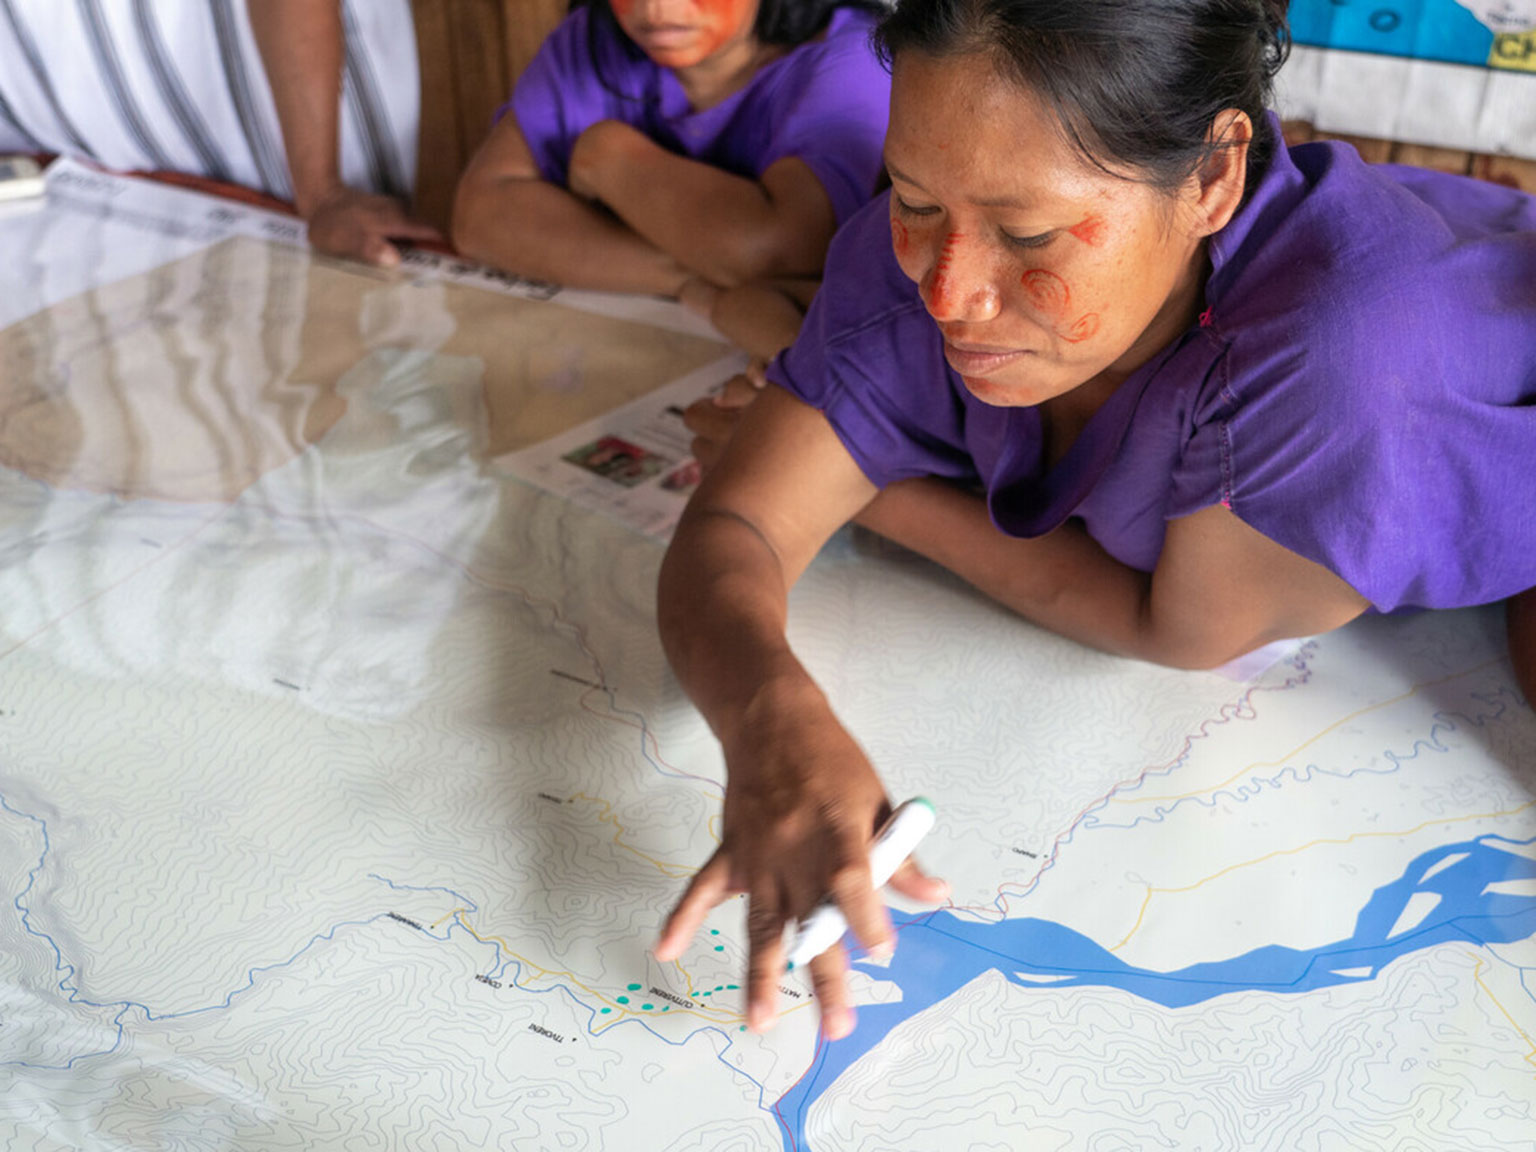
821,1014,848,1041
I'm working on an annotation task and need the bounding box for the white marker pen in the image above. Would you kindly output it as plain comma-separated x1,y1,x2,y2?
784,797,937,971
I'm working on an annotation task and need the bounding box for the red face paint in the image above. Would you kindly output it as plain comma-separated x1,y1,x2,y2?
1020,268,1070,318
693,0,756,57
1067,215,1106,247
926,231,963,313
613,0,755,65
1024,269,1100,344
1062,313,1101,343
890,218,910,259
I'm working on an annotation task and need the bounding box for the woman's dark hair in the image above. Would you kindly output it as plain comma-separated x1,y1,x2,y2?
874,0,1291,197
575,0,884,55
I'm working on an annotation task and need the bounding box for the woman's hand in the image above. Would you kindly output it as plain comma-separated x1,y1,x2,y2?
682,361,768,469
677,276,719,321
653,680,946,1038
655,387,933,1037
679,276,812,361
303,185,441,267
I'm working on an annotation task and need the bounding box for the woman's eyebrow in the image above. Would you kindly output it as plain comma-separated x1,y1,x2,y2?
883,158,924,188
884,157,1042,209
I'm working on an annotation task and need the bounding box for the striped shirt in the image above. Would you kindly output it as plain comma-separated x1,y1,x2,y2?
0,0,418,200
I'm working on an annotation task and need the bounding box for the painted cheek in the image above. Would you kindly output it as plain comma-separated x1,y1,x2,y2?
1020,269,1070,318
695,0,754,51
1061,313,1101,343
890,218,910,260
1067,214,1106,247
1021,269,1100,343
612,0,635,19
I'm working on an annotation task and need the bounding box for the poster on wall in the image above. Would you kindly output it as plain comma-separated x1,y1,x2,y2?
1276,0,1536,158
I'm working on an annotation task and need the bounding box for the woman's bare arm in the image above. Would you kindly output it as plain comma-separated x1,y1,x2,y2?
857,477,1371,668
655,387,945,1039
658,386,1369,1037
249,0,439,264
569,122,838,287
452,115,694,295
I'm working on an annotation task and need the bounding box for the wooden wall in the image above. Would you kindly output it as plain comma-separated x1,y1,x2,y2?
1283,121,1536,195
410,0,568,231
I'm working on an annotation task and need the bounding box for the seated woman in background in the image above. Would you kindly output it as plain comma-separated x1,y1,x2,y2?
451,0,890,315
653,0,1536,1038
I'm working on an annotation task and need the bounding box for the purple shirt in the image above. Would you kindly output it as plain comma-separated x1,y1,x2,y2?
770,130,1536,613
507,6,890,228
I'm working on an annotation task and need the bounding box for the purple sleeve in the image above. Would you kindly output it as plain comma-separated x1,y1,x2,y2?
768,197,977,486
1167,262,1536,613
505,9,623,187
1163,146,1536,613
758,12,891,226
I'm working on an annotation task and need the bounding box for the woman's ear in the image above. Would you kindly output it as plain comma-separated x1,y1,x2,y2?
1189,109,1252,237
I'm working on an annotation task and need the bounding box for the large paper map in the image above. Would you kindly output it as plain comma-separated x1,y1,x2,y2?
2,163,1534,1151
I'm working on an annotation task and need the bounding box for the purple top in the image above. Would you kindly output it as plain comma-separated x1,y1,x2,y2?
506,6,890,227
770,130,1536,612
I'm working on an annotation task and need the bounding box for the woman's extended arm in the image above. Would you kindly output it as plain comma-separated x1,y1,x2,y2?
568,122,838,287
249,0,439,265
857,477,1371,668
654,387,946,1039
452,115,694,296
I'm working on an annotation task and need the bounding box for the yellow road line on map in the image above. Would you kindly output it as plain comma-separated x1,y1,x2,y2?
1109,800,1534,952
1470,952,1536,1075
569,791,700,879
1112,887,1155,952
448,791,750,1028
1117,659,1507,806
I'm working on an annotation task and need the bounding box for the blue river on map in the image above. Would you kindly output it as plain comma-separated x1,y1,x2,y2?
774,835,1536,1151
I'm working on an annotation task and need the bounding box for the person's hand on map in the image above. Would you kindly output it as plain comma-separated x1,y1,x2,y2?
682,360,768,470
247,1,442,269
301,184,442,268
654,689,948,1039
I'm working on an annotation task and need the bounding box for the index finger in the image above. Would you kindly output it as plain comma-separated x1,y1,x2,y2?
360,234,403,268
682,397,736,441
381,218,444,242
654,851,734,962
714,375,760,409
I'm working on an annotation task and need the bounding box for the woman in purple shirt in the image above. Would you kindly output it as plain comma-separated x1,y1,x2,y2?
451,0,890,301
654,0,1536,1037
